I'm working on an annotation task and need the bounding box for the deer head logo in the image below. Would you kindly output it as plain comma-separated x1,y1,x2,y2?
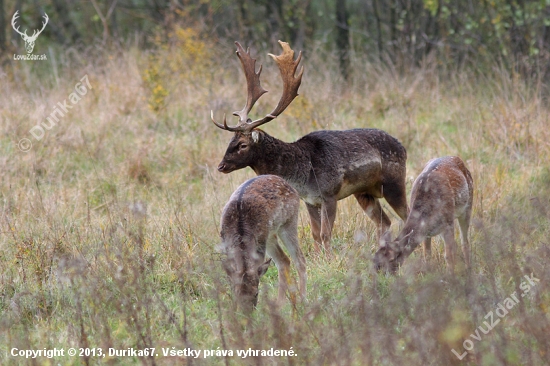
11,11,49,54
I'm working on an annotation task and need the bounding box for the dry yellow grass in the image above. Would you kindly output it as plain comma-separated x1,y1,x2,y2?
0,39,549,365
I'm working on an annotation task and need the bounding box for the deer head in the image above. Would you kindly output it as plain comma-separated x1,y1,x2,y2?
374,244,406,273
220,242,272,311
11,11,49,54
373,230,414,273
373,239,402,273
211,41,303,173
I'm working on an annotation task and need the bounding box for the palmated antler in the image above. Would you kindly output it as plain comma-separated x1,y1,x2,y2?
211,40,303,133
233,42,268,124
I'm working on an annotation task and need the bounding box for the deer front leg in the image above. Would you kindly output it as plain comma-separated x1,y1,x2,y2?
320,198,337,253
306,203,322,252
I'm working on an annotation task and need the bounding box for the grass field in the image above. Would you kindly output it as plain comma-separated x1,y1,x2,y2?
1,36,550,365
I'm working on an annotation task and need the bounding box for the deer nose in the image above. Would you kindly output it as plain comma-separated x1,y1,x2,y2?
217,162,226,172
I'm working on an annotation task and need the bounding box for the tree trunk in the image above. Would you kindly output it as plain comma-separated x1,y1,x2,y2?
336,0,350,80
266,0,285,48
0,0,5,51
373,0,383,62
110,2,118,40
293,0,311,51
237,0,252,42
390,0,397,62
90,0,119,44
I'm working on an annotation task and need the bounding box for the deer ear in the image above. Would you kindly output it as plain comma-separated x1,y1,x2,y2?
257,258,272,277
215,238,231,254
379,230,392,248
251,130,260,143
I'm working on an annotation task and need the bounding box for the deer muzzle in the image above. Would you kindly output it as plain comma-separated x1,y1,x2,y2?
217,161,233,173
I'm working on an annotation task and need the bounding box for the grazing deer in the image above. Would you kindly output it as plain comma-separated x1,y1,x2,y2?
211,41,408,253
374,156,473,273
218,175,306,312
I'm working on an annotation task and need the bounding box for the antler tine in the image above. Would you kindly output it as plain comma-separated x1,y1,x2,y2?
211,42,267,132
246,40,303,131
30,13,48,39
43,13,49,23
38,13,48,34
11,11,26,37
232,42,268,125
211,110,240,132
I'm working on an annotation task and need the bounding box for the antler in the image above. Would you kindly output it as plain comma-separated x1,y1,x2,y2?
246,41,303,130
29,13,49,40
11,11,48,40
233,42,268,124
211,40,303,133
11,11,27,38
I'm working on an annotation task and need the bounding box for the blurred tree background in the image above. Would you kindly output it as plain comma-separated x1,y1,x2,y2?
2,0,550,78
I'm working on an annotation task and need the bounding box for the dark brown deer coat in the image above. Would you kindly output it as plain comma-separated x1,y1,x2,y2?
219,128,409,252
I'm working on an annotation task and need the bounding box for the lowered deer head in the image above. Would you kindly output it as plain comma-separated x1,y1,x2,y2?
218,175,306,313
212,41,408,253
374,156,473,273
11,11,49,54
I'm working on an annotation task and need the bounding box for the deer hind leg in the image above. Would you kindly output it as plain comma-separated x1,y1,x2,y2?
305,203,323,252
458,213,471,268
278,221,307,301
441,225,458,273
383,182,409,222
266,234,292,304
354,193,391,243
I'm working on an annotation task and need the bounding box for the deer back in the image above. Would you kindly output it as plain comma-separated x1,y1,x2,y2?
219,128,407,206
406,156,473,237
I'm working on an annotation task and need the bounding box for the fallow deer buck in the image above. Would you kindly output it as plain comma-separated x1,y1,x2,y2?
374,156,473,273
211,41,408,253
218,175,306,312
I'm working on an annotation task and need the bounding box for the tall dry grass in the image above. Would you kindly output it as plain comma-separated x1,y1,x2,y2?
0,34,549,365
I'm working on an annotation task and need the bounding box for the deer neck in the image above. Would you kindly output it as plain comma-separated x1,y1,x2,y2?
250,132,310,185
396,222,426,258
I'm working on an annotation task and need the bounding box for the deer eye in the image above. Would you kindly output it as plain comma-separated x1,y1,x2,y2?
239,143,248,150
